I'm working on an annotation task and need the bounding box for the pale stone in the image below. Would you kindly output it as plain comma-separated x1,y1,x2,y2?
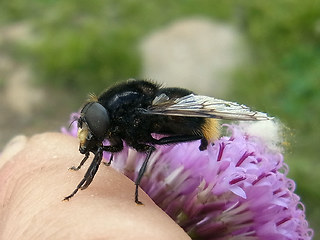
140,18,247,97
3,66,44,116
0,23,44,116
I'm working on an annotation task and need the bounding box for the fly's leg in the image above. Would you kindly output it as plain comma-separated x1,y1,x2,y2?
134,145,156,205
151,135,202,145
199,138,208,151
151,134,208,150
64,142,123,201
103,154,113,166
102,138,123,166
63,148,103,201
69,152,90,171
133,135,202,204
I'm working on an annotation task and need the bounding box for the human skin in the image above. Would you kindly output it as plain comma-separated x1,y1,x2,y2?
0,133,190,240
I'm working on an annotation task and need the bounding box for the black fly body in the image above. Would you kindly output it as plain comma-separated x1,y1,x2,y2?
64,79,272,204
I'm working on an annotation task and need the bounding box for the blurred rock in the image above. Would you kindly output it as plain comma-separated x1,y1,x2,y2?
3,66,44,116
0,22,34,45
140,18,247,97
0,56,15,74
0,22,46,150
0,22,44,117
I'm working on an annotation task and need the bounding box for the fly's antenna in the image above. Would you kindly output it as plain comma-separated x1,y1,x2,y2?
68,114,80,129
68,119,77,129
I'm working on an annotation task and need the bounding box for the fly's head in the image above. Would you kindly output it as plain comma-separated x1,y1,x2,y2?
77,102,110,154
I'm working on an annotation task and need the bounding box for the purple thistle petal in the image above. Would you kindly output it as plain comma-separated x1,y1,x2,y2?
62,113,313,240
61,112,80,137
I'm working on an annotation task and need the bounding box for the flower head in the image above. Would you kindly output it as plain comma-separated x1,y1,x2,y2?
63,113,313,240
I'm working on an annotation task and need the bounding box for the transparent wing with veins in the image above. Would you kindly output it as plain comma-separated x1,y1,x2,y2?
145,94,272,121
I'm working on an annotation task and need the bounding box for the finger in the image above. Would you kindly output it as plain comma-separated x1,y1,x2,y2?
0,132,190,240
0,135,27,169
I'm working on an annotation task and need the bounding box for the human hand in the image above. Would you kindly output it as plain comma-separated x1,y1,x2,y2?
0,133,190,240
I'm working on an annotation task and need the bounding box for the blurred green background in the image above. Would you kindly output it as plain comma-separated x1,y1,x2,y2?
0,0,319,237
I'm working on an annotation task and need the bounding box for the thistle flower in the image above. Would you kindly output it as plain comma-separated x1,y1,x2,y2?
62,113,313,240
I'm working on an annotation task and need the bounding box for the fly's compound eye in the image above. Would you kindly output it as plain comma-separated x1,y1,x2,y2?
81,102,110,140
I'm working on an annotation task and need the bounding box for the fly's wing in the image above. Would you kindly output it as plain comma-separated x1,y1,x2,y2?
144,94,272,121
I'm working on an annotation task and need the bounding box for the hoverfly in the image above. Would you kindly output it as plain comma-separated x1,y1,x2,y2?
64,79,272,204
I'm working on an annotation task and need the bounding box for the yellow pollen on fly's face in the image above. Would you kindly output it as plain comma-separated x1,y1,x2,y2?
78,127,88,145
